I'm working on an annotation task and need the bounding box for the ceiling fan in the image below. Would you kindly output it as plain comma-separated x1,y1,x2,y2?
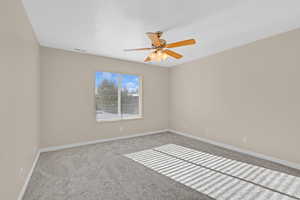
124,31,196,62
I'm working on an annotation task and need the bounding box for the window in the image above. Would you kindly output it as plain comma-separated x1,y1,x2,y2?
95,72,142,121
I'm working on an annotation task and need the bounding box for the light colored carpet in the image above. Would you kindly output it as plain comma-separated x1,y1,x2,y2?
23,132,300,200
126,144,300,200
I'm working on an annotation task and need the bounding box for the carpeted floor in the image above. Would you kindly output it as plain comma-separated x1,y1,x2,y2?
23,132,300,200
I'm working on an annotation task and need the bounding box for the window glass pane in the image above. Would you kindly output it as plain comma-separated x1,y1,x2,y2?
121,74,140,118
95,72,120,121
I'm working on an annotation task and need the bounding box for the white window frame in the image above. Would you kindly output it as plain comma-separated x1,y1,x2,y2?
95,71,143,122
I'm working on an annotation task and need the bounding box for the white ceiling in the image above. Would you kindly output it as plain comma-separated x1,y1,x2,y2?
23,0,300,67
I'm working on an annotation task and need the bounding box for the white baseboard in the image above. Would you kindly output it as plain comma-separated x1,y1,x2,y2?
40,129,168,153
168,129,300,171
18,150,40,200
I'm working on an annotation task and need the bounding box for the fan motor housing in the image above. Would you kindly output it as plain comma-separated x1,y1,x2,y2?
152,39,166,48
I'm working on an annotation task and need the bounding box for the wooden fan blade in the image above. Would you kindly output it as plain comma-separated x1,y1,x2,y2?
124,48,153,51
144,56,151,62
165,39,196,48
146,32,161,47
164,49,183,59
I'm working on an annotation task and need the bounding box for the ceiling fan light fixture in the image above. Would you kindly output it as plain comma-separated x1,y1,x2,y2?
149,50,168,62
162,52,168,60
149,51,157,60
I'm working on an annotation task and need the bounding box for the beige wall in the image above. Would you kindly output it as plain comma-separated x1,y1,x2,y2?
169,28,300,165
40,47,169,148
0,0,40,199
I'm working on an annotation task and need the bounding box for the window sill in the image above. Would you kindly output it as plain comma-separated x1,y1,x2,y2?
96,116,143,123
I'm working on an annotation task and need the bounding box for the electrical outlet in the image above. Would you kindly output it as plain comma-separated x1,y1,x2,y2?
242,136,248,144
34,147,38,154
19,168,24,178
204,128,209,136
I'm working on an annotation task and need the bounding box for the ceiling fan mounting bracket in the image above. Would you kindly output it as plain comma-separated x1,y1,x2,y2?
156,31,163,38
